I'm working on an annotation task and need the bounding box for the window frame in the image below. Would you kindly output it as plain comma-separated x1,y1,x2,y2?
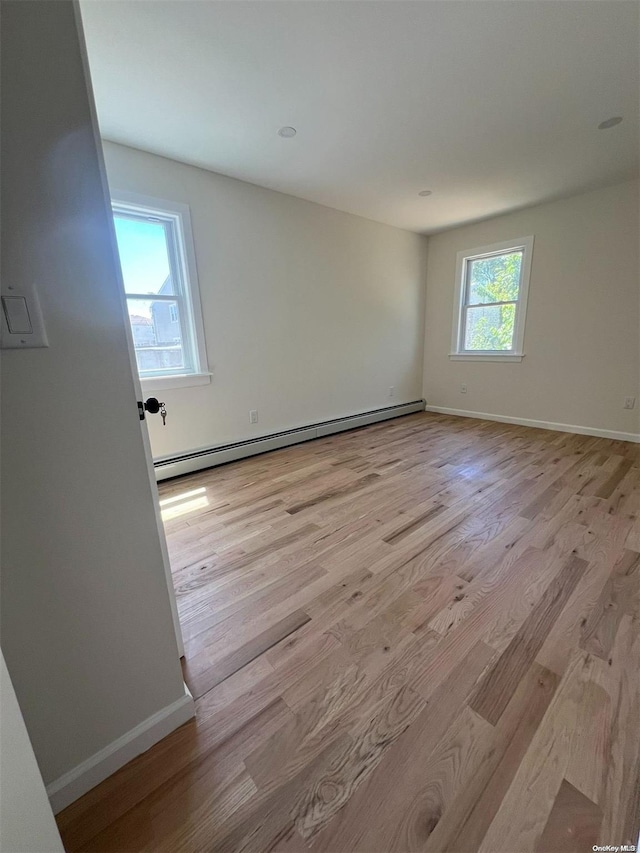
111,190,210,390
450,236,534,362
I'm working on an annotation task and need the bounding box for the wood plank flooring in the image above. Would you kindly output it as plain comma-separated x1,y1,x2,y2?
57,412,640,853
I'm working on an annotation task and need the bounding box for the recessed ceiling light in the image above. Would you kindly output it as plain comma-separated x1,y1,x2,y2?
598,116,623,130
418,189,433,197
278,126,297,138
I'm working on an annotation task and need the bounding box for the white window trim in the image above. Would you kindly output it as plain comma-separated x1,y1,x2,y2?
111,189,210,390
140,372,211,392
450,235,534,362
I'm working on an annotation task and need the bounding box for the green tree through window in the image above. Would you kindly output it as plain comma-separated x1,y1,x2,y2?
464,251,522,351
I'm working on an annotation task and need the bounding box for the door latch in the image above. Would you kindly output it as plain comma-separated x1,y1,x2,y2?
138,397,168,426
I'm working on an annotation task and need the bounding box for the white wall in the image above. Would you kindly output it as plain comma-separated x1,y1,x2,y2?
1,0,188,794
0,654,64,852
423,180,640,439
102,142,427,459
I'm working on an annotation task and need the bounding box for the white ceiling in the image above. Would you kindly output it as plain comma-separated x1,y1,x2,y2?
80,1,639,234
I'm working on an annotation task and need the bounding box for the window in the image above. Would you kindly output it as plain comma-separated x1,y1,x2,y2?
111,193,209,389
451,236,533,361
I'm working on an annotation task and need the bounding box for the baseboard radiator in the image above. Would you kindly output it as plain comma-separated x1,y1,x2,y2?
154,400,425,481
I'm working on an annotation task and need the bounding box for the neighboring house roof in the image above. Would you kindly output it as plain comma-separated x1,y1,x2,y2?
158,276,172,296
129,314,153,325
150,276,173,312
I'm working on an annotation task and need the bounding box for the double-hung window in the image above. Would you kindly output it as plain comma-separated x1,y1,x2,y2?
451,236,533,361
111,193,209,389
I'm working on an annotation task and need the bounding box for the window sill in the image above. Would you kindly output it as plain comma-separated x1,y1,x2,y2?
140,372,212,392
449,353,524,363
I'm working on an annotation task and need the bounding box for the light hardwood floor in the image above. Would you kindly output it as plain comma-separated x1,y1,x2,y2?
57,412,640,852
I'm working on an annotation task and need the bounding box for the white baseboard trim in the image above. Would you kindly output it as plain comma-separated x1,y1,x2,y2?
46,684,195,814
424,405,640,444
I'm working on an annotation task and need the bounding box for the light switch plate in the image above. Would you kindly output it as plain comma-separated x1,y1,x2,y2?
1,282,49,348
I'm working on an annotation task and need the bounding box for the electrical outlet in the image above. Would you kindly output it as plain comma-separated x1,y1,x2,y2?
624,396,636,410
389,386,395,398
249,409,258,424
460,383,467,394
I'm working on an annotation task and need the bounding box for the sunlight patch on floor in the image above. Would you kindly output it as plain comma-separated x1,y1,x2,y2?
159,487,209,520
